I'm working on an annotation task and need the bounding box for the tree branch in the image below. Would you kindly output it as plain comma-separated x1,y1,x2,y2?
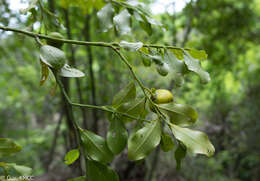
0,25,190,50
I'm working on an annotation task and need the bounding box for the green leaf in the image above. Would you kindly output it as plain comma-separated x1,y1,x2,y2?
20,0,39,14
119,41,143,51
165,50,186,75
64,149,80,165
59,64,85,77
1,163,32,176
107,115,128,155
170,124,215,157
10,164,32,175
97,3,114,32
67,176,86,181
112,82,136,108
170,49,184,60
175,142,186,170
134,12,152,35
86,160,119,181
79,128,114,164
117,98,147,122
183,51,211,84
128,120,161,161
187,49,208,60
0,138,22,157
159,103,198,126
113,9,131,35
40,60,49,86
160,132,175,152
40,45,66,70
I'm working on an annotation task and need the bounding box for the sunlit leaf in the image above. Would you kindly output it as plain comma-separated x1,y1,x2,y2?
119,41,143,51
113,9,131,35
107,115,128,155
64,149,80,165
128,120,161,161
183,51,211,84
0,138,22,157
79,128,114,164
187,49,208,60
170,124,215,157
97,3,114,32
159,103,198,126
112,82,136,108
170,49,184,60
160,132,175,152
86,160,119,181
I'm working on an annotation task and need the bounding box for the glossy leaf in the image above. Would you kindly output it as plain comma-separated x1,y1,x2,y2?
119,41,143,51
107,115,128,155
175,142,186,170
67,176,86,181
117,98,148,122
183,51,211,84
113,9,131,35
170,124,215,157
79,128,114,164
59,64,85,78
86,160,119,181
160,132,175,152
64,149,80,165
0,138,22,157
159,103,198,126
112,82,136,108
97,3,114,32
39,60,49,86
128,120,161,161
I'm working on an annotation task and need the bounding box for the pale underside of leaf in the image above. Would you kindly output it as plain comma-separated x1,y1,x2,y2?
119,41,143,51
59,64,85,77
113,9,131,35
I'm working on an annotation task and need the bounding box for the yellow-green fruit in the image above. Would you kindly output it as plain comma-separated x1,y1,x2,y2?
152,89,174,104
47,32,64,48
40,45,66,70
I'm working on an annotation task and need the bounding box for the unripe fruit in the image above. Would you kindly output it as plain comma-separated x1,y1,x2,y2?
152,89,174,104
46,32,64,48
156,63,169,76
142,57,151,67
40,45,66,70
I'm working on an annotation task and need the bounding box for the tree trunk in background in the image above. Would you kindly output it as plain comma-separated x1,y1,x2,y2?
83,15,99,133
64,9,88,129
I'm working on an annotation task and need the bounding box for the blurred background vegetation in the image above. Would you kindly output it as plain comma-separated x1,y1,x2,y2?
0,0,259,180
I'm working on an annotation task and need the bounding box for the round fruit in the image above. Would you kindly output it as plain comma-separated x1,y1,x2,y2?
156,63,169,76
40,45,66,70
46,32,64,48
142,57,151,67
152,89,174,104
